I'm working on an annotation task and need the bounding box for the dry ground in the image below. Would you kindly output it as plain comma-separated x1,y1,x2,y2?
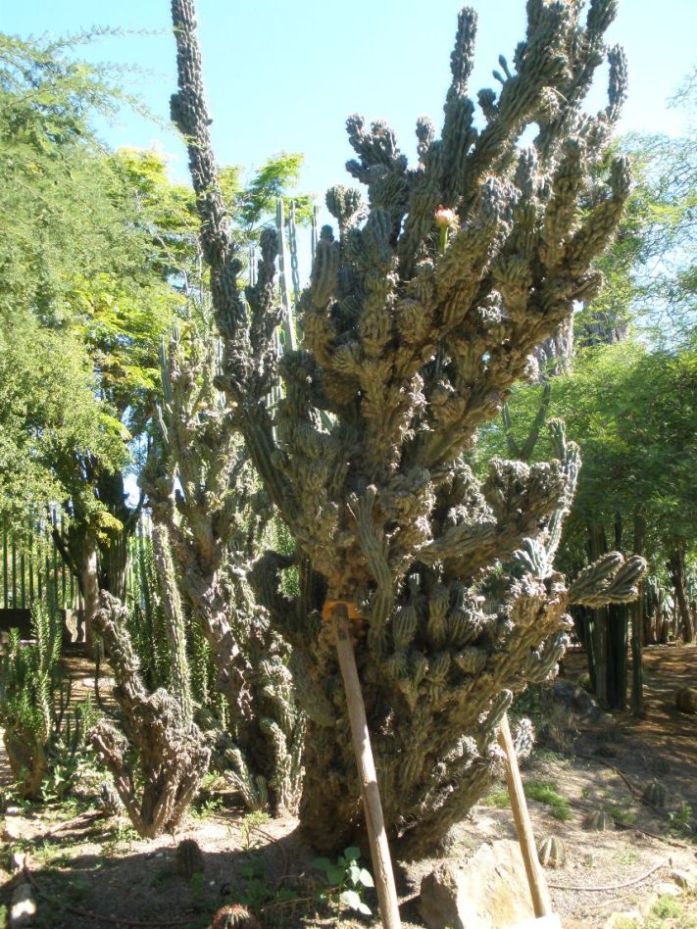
1,643,696,929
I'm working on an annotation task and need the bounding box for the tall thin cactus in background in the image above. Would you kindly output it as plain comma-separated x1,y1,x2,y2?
143,311,304,814
151,521,194,727
90,591,210,837
0,605,64,799
171,0,645,857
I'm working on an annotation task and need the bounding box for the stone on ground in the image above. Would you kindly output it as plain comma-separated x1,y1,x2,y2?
419,839,534,929
10,883,36,927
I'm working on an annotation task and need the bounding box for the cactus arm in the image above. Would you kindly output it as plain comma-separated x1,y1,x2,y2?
170,0,293,521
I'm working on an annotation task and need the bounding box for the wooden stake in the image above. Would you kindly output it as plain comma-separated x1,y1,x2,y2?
332,606,402,929
498,713,553,918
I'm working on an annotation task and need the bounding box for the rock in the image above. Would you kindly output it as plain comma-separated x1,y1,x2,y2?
669,869,694,889
654,881,682,897
509,917,561,929
419,840,534,929
604,911,641,929
3,817,23,841
552,679,606,724
11,852,25,873
675,687,697,714
10,883,36,927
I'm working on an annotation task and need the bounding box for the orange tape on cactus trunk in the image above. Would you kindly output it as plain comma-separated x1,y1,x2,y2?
321,599,363,622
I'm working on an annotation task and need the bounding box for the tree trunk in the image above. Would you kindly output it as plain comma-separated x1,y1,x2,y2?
605,513,627,711
100,529,129,603
80,528,99,647
588,523,609,708
668,542,695,644
630,513,646,717
607,604,627,710
96,469,138,603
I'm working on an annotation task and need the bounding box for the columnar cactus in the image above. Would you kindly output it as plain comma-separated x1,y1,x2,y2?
90,592,210,838
144,321,304,814
171,0,643,857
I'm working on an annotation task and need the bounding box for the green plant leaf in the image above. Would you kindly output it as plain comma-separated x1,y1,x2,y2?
311,856,332,872
328,866,345,885
339,889,362,911
343,846,361,861
358,868,374,888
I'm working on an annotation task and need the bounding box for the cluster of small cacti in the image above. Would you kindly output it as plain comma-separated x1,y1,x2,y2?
537,835,566,869
171,0,644,856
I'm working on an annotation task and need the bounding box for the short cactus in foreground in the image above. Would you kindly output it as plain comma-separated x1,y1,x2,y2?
537,835,566,869
642,781,666,810
675,687,697,715
171,0,644,857
585,809,614,832
176,838,205,879
210,904,261,929
97,781,122,818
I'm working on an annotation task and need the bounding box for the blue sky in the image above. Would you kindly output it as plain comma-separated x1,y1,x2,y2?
5,0,695,202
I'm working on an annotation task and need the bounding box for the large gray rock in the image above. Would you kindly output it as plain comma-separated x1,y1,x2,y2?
10,883,36,927
419,840,535,929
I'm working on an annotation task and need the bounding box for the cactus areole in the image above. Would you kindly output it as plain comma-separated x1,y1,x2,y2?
170,0,645,858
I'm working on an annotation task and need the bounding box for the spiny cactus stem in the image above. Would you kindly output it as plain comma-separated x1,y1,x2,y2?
497,713,553,918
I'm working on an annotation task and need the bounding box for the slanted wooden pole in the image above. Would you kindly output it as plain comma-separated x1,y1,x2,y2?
330,603,402,929
498,713,553,918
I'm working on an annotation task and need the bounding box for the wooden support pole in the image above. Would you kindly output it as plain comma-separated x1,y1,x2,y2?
498,713,553,919
332,606,402,929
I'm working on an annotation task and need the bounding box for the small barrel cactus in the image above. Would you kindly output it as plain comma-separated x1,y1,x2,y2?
97,781,122,818
210,904,261,929
176,838,205,879
584,809,614,831
642,781,666,810
675,687,697,715
537,835,566,869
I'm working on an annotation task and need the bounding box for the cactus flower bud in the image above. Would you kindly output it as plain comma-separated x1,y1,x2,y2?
434,206,457,228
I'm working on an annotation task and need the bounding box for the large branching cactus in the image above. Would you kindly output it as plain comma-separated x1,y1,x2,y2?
144,319,304,814
90,591,210,837
171,0,643,857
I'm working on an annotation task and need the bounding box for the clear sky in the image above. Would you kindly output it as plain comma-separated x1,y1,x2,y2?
4,0,696,203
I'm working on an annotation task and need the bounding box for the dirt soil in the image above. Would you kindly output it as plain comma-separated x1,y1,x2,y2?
1,643,696,929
